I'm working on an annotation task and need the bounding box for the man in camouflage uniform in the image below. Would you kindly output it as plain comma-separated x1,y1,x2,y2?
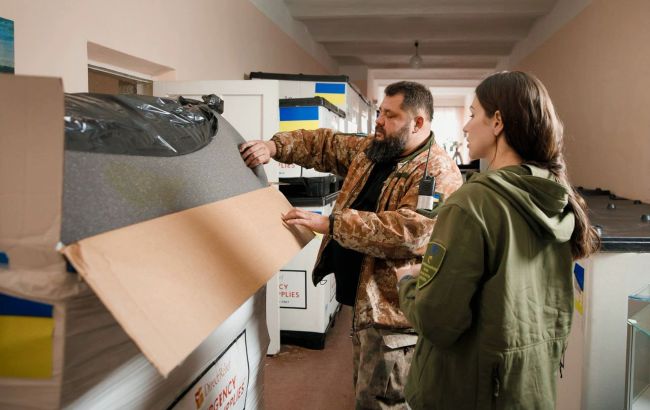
240,81,463,409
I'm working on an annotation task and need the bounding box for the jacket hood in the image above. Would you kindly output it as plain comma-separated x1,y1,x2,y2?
469,164,575,242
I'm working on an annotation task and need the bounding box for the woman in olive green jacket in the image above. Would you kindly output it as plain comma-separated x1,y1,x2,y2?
397,71,599,409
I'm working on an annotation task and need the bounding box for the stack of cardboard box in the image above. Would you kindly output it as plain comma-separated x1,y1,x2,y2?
0,75,312,409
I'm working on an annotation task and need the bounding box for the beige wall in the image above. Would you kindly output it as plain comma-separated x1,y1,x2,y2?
0,0,330,92
517,0,650,202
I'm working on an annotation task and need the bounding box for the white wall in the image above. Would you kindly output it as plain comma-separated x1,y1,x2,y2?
249,0,337,73
0,0,332,92
517,0,650,203
338,64,369,97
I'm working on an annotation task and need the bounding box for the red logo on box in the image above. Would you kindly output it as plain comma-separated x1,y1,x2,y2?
195,386,205,409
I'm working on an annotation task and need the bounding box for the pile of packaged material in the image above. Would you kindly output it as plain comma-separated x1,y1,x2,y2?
0,272,267,409
0,75,312,409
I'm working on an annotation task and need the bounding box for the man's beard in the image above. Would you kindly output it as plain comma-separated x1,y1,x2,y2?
364,123,410,163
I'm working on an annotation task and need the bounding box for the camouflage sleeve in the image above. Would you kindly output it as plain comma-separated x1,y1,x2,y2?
331,207,432,259
271,128,367,177
330,152,463,259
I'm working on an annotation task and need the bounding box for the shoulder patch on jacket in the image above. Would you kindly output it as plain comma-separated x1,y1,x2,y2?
418,241,447,289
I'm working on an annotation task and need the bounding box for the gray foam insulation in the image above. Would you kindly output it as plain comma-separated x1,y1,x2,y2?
61,114,268,245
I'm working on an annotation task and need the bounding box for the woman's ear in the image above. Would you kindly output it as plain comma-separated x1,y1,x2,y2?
493,111,504,137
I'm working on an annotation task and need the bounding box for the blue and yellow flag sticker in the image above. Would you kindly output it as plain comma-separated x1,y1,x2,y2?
315,82,346,107
573,263,585,315
279,106,321,132
0,293,54,378
418,241,447,289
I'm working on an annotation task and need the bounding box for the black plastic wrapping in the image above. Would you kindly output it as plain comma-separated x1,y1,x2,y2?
60,92,268,245
64,93,222,157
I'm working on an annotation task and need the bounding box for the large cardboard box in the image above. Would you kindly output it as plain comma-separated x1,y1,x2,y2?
0,74,312,408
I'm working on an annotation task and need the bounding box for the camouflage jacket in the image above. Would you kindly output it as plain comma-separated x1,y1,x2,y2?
271,128,463,330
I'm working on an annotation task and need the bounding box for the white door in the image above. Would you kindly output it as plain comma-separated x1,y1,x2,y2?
154,80,282,355
153,80,279,182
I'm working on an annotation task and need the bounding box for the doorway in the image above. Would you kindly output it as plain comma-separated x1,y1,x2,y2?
88,65,153,95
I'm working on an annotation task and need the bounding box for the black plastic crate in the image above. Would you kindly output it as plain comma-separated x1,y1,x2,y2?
279,176,338,198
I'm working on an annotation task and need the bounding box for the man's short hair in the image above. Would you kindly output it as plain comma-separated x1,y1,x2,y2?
384,81,434,121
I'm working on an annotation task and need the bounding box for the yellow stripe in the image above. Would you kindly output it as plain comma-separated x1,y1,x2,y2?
315,93,346,107
575,299,584,315
0,316,54,378
280,120,321,132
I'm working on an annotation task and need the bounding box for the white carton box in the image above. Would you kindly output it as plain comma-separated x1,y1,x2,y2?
250,73,372,138
278,99,346,179
279,198,340,348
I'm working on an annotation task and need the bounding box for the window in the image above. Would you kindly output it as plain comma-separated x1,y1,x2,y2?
432,106,468,165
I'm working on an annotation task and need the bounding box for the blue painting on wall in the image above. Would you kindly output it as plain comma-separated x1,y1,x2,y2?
0,17,15,74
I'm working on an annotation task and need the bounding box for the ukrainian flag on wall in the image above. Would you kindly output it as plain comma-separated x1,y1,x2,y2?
0,293,54,378
280,106,320,132
314,83,346,108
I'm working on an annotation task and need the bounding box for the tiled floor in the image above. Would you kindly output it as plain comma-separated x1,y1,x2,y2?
264,306,355,410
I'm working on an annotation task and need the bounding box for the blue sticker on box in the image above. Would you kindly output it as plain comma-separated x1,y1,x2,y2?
573,263,584,291
0,252,8,268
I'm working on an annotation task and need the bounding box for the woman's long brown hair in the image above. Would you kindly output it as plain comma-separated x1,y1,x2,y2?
475,71,600,260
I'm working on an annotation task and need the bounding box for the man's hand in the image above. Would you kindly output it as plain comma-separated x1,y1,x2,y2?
239,140,277,168
395,264,422,281
282,208,330,234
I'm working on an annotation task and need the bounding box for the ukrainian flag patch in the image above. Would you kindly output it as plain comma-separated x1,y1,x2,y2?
418,241,446,289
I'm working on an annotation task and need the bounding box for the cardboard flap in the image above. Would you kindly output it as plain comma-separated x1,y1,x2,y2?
62,187,314,376
0,75,64,270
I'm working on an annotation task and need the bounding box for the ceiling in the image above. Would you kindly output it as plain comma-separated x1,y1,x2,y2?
284,0,559,81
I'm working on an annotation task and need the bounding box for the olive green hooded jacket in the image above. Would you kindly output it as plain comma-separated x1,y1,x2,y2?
398,164,575,409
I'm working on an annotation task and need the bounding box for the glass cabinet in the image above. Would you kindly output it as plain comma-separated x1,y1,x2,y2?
626,285,650,409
